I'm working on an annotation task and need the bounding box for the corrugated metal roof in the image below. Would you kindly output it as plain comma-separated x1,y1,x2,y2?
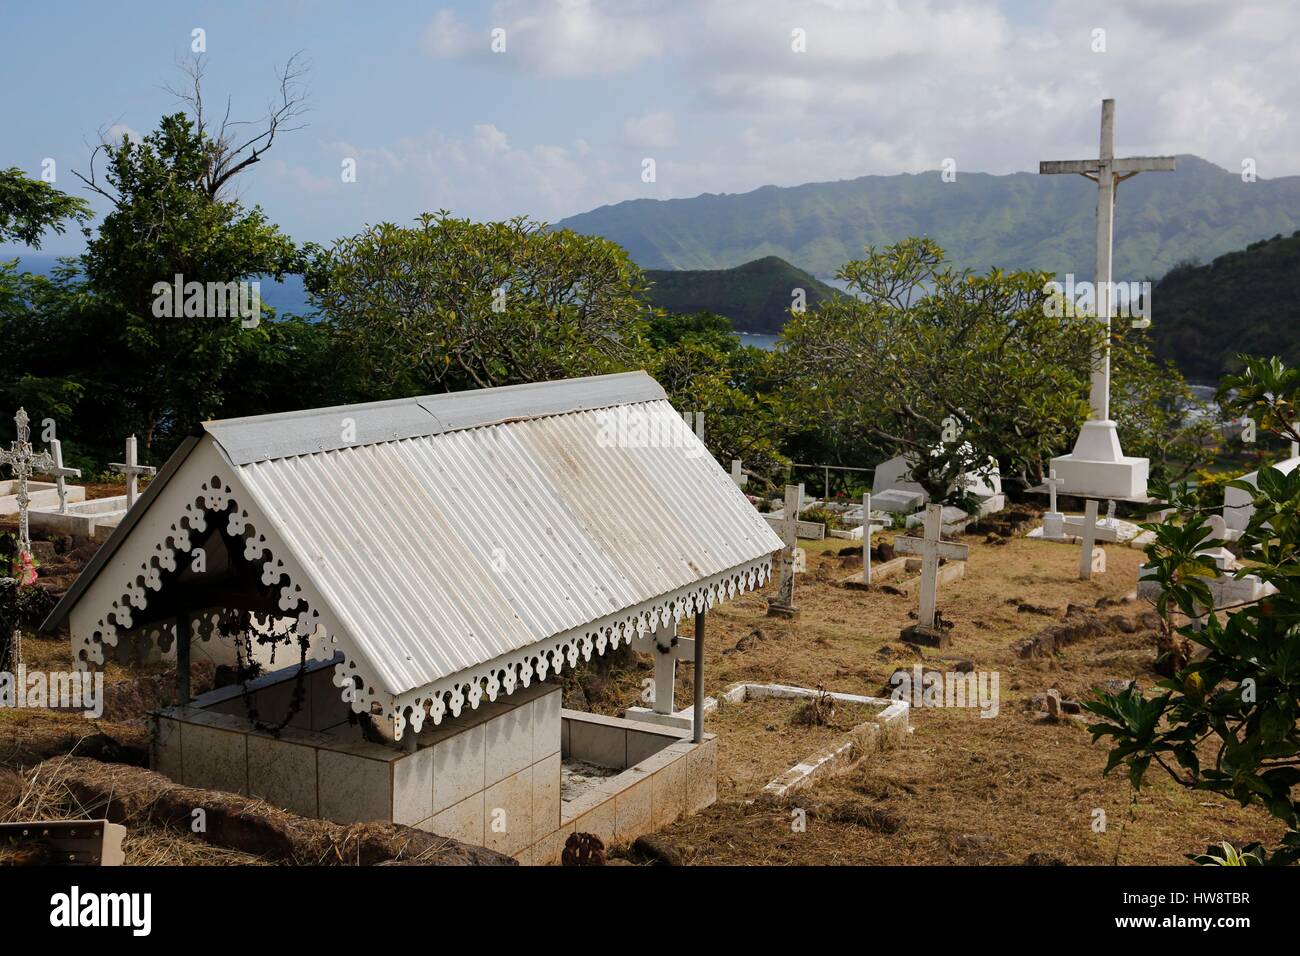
230,392,781,699
48,372,782,722
204,371,667,465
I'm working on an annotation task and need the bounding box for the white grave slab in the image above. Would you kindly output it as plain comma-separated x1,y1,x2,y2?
1224,456,1300,535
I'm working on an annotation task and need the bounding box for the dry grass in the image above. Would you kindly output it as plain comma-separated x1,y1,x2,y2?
1,505,1284,866
587,527,1284,865
1,758,268,865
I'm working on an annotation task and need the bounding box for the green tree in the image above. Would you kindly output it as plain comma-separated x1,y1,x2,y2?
1086,355,1300,864
75,113,299,451
647,313,786,490
0,167,91,249
778,238,1092,501
305,212,651,398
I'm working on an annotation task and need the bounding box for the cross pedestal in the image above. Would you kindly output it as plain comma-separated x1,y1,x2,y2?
766,483,803,619
894,503,969,647
1040,99,1175,500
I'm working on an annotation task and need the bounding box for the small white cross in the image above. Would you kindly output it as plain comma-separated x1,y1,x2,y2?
730,459,748,489
769,483,803,612
894,503,969,629
47,438,82,514
1044,468,1064,515
1078,499,1104,580
110,435,157,508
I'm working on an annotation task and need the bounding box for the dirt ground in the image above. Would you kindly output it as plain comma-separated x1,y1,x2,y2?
629,526,1284,865
2,493,1284,865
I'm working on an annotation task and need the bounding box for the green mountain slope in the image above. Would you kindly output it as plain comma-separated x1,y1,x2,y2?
558,156,1300,281
1147,231,1300,383
644,256,840,334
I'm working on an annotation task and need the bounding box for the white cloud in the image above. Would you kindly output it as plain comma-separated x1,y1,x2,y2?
102,123,141,146
282,0,1300,235
622,110,676,149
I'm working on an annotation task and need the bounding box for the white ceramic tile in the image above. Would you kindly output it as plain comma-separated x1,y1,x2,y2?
432,722,485,814
317,749,391,824
485,699,533,785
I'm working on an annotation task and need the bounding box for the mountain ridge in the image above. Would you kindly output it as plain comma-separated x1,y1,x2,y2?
558,154,1300,282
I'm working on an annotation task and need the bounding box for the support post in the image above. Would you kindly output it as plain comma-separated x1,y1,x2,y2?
693,611,705,743
175,611,191,704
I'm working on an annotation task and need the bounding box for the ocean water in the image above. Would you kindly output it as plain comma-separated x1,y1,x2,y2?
6,253,785,345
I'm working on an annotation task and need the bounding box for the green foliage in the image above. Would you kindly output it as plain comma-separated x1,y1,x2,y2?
1149,231,1300,382
798,506,839,530
305,212,650,399
778,238,1093,500
1112,329,1221,483
1085,355,1300,864
648,333,787,491
644,257,840,334
1192,841,1267,866
0,167,92,249
81,113,300,450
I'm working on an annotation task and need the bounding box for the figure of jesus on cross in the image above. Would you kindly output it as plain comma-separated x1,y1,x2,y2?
1041,99,1176,501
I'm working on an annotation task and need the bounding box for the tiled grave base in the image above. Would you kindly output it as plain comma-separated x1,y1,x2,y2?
549,710,715,865
152,663,716,865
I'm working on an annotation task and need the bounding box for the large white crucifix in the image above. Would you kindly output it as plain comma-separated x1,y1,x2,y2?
110,435,156,508
1,408,55,560
1041,99,1175,501
894,503,969,634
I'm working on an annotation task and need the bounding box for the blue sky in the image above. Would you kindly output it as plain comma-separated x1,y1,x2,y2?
2,0,1295,255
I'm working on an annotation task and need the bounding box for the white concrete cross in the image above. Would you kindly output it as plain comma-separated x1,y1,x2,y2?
863,492,874,585
894,503,969,629
0,408,55,559
769,483,803,613
1045,468,1064,515
110,435,156,508
1041,99,1176,423
47,438,82,514
730,459,748,489
1078,499,1104,580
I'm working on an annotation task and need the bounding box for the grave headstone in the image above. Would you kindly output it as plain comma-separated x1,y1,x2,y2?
767,484,803,618
47,438,82,514
895,503,969,647
110,435,156,509
1042,468,1065,539
0,408,55,559
1078,499,1104,580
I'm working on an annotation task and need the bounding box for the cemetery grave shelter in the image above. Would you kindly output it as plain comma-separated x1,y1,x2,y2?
42,371,782,864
